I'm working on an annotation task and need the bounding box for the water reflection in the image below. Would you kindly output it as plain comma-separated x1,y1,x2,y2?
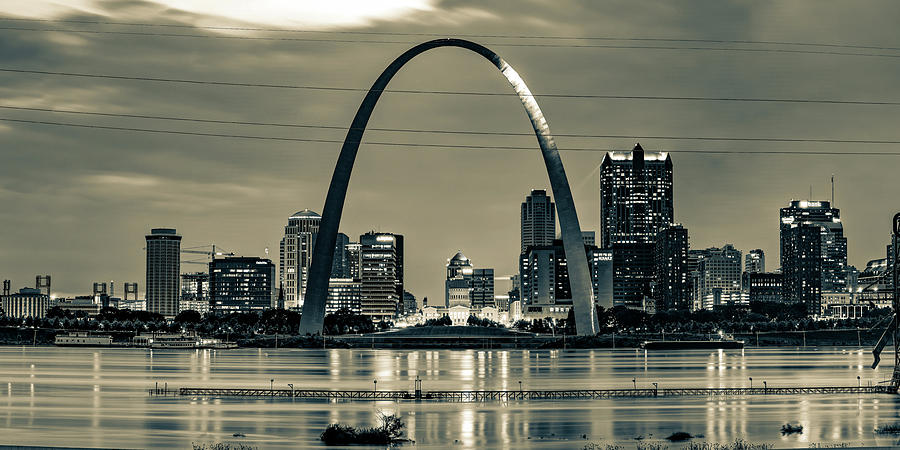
0,347,899,448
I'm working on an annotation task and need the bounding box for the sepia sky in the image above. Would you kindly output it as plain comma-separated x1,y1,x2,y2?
1,0,899,302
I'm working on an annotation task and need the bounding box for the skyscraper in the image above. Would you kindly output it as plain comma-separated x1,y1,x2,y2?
145,228,181,317
445,251,474,307
471,268,495,309
279,209,321,310
780,200,848,315
654,224,690,311
745,249,765,274
359,231,403,322
521,190,556,253
600,144,674,308
209,257,275,312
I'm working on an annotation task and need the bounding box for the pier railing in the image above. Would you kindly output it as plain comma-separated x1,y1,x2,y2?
173,385,896,401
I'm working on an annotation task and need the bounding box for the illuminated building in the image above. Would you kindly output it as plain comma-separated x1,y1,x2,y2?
600,144,674,308
444,251,496,310
145,228,181,317
209,257,275,312
521,190,556,253
745,249,765,273
180,272,209,313
693,244,744,310
1,287,51,319
359,231,404,321
279,209,320,310
744,272,783,303
326,278,361,314
653,224,691,311
780,200,848,315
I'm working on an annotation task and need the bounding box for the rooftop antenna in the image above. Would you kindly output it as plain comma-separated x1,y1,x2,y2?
831,174,835,205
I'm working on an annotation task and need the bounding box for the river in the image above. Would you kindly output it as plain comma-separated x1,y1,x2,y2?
2,346,899,449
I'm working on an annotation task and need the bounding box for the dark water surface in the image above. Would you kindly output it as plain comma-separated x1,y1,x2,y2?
2,346,900,449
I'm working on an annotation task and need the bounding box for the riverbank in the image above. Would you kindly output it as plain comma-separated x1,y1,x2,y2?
1,326,884,349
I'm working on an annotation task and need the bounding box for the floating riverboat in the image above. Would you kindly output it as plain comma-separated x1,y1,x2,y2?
54,331,114,347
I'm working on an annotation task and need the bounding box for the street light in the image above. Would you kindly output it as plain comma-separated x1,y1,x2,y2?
763,381,767,391
270,379,274,390
632,378,636,389
652,382,658,397
518,380,523,393
749,377,753,389
858,376,861,388
288,383,294,397
374,379,378,393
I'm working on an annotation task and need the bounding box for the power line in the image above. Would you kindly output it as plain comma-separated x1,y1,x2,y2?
4,17,900,53
3,104,900,145
3,68,900,106
2,25,900,59
4,116,900,156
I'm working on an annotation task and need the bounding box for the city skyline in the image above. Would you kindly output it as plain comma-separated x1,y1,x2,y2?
2,1,900,304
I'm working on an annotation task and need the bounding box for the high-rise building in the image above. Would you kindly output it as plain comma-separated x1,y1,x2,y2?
209,257,275,312
279,209,321,310
359,231,403,322
521,190,556,253
145,228,181,317
471,268,495,309
331,232,351,278
780,200,848,315
326,278,361,314
745,249,765,274
600,144,674,308
694,244,743,310
589,248,614,309
345,242,361,280
581,231,596,247
654,224,690,311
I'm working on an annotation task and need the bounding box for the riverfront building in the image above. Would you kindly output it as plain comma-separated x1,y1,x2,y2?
780,200,848,315
359,231,404,321
145,228,181,317
1,287,51,318
209,257,275,312
326,277,362,314
745,249,765,274
654,224,691,311
279,209,321,310
600,144,674,308
693,244,744,310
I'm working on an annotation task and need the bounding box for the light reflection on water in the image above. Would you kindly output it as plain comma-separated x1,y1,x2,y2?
1,347,900,448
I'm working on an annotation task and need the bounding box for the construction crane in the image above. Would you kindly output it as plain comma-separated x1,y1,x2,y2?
181,244,235,265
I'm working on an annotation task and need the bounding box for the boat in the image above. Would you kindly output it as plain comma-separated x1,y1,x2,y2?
55,331,114,347
641,340,744,350
132,332,237,349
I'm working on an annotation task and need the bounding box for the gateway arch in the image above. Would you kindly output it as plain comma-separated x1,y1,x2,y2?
299,38,601,336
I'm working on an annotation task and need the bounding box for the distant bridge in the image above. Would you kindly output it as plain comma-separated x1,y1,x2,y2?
172,385,896,402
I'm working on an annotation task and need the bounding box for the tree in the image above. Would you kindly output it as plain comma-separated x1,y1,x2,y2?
174,309,202,324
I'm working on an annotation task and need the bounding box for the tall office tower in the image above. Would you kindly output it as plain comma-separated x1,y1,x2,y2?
345,242,362,280
589,248,614,309
279,209,321,310
600,144,674,308
521,189,556,253
209,257,275,312
521,240,610,317
326,278,361,314
359,231,404,322
694,244,743,310
181,272,210,313
445,251,474,307
653,224,690,311
780,200,848,315
145,228,182,317
745,249,765,274
402,290,417,316
92,282,108,297
471,268,495,309
331,232,351,278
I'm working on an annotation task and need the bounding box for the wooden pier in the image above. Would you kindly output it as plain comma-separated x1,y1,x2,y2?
173,385,896,402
